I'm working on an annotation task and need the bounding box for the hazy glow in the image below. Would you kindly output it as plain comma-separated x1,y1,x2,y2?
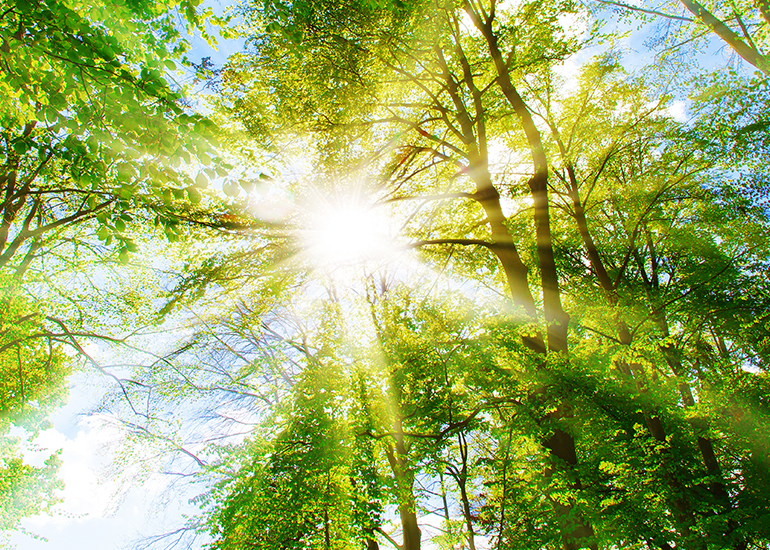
301,195,394,267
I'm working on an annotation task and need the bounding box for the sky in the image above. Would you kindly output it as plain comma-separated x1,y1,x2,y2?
8,353,214,549
9,373,193,549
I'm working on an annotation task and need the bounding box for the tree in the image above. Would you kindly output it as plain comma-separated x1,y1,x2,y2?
0,274,66,548
0,0,228,540
524,55,770,548
213,0,599,546
208,355,356,550
592,0,770,75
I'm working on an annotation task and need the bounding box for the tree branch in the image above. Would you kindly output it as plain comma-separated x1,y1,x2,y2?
679,0,770,74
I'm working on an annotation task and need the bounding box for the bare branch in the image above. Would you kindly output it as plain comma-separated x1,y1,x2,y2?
591,0,694,22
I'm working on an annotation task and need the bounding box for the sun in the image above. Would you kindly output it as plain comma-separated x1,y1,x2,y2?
300,194,394,268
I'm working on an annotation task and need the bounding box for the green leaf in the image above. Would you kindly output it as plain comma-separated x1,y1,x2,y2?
13,140,30,154
187,186,202,204
222,182,239,197
16,0,32,13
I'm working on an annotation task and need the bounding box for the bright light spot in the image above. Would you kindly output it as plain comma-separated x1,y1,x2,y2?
301,195,394,267
666,99,690,122
499,194,533,218
248,184,295,222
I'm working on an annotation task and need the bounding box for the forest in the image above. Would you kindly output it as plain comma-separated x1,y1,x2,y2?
1,0,769,549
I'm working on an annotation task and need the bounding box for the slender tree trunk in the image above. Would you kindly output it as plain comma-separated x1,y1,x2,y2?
438,471,455,550
450,433,476,550
655,313,734,510
366,535,380,550
462,7,594,548
496,426,512,550
756,0,770,25
645,223,733,517
572,196,703,545
324,507,331,550
0,169,20,253
471,23,568,353
553,126,735,546
385,413,421,550
16,345,24,412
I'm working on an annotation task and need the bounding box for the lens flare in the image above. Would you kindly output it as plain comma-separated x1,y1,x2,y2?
300,195,394,268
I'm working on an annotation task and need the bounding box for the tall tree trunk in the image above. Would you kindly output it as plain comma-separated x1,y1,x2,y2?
655,313,734,510
461,6,594,549
470,21,568,353
643,225,733,519
366,535,380,550
385,413,421,550
324,506,331,550
448,432,476,550
678,0,770,75
551,122,737,546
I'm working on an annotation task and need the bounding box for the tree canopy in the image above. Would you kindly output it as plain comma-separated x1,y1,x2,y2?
2,0,770,549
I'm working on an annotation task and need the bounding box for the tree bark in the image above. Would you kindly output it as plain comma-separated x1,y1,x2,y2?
655,313,733,510
471,22,569,353
448,433,477,550
551,130,718,547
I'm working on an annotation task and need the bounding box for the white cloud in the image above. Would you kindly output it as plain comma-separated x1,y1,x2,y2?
665,99,690,122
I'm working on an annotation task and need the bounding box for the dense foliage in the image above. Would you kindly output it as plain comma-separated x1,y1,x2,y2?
2,1,770,550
